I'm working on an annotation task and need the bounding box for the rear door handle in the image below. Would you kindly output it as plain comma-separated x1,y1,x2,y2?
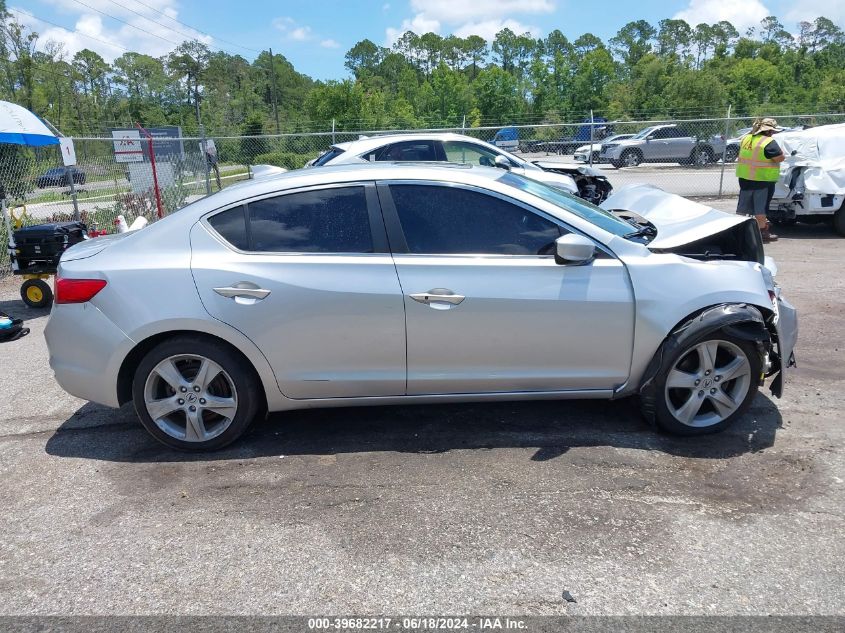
213,285,271,300
410,289,465,309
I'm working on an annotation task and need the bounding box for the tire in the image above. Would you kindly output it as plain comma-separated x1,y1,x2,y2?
132,335,263,451
620,149,642,168
691,146,714,166
20,279,53,308
833,206,845,236
611,160,623,169
642,332,762,436
724,145,738,163
78,174,86,185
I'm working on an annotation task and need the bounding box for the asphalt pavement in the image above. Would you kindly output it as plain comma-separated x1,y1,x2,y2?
0,208,842,616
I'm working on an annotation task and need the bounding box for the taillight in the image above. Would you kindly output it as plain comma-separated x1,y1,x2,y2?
55,276,107,304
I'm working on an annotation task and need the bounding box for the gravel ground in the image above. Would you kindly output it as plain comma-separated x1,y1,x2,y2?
0,210,842,616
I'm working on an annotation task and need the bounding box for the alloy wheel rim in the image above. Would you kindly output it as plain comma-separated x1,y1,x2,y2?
624,153,639,166
664,340,752,428
143,354,238,442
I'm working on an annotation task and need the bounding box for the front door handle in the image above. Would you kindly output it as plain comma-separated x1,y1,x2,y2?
213,284,271,301
409,289,465,309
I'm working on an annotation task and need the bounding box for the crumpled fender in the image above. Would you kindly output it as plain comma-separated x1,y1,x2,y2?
638,304,772,418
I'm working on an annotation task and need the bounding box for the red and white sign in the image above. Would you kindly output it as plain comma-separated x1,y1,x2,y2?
112,130,143,163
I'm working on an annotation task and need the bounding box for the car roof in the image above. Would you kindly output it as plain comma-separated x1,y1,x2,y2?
190,162,500,209
332,132,488,153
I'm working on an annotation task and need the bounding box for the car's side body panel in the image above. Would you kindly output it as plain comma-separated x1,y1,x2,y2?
190,223,407,399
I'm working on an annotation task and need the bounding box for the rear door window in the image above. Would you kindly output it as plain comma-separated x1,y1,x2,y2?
247,186,373,253
373,141,439,162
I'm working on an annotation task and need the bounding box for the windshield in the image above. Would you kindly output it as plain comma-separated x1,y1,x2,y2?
499,172,638,238
633,127,657,140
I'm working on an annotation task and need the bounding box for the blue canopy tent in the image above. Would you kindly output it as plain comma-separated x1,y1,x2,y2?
0,100,60,146
1,101,60,306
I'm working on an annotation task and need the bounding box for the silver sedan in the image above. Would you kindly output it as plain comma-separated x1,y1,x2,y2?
45,164,797,451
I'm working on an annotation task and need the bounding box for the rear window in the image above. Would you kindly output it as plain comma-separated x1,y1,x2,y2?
312,147,345,167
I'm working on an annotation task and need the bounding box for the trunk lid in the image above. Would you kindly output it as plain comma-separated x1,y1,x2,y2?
61,232,134,262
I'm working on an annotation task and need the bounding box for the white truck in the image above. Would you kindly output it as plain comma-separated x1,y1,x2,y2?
768,123,845,235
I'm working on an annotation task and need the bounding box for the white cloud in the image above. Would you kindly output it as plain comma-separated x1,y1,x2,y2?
454,19,540,40
782,1,845,28
385,14,442,44
320,39,340,48
674,0,771,31
12,0,212,62
386,0,553,44
273,16,313,41
271,16,295,30
290,26,312,41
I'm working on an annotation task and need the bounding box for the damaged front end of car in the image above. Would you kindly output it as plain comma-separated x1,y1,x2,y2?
532,162,614,204
603,184,798,399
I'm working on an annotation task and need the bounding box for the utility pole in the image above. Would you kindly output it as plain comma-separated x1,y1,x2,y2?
269,48,281,134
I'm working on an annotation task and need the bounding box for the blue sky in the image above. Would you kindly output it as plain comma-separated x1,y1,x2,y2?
15,0,845,80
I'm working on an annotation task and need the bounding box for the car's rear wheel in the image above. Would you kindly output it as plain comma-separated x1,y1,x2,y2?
691,146,715,166
132,336,262,451
646,334,761,436
724,145,739,163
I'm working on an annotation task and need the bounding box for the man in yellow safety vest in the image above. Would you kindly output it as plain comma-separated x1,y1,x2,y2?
736,117,785,243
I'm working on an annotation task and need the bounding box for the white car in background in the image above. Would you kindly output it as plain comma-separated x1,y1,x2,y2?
574,134,635,163
308,132,615,203
768,123,845,235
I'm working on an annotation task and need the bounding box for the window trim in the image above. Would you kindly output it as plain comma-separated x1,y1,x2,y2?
376,180,613,259
201,181,390,256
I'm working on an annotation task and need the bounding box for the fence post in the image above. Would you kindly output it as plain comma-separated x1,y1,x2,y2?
200,124,212,196
136,123,164,219
718,104,732,197
331,118,336,145
589,109,595,168
67,171,80,221
462,114,466,134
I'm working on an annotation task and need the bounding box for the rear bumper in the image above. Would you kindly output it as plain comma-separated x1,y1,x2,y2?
44,303,135,407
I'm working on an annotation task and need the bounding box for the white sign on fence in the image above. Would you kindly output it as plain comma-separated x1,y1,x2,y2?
112,130,143,163
59,137,76,166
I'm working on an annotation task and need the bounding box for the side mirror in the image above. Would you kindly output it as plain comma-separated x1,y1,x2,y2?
494,155,511,171
555,234,596,265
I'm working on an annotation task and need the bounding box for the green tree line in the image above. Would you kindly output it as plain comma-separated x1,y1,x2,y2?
1,1,844,136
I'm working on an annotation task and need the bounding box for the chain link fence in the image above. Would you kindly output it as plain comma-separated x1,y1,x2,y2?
3,112,845,275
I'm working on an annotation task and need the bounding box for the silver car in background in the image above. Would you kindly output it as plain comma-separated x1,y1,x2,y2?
601,124,727,168
45,164,796,451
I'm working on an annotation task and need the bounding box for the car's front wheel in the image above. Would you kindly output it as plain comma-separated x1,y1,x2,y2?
646,334,761,435
132,336,262,451
620,149,642,167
